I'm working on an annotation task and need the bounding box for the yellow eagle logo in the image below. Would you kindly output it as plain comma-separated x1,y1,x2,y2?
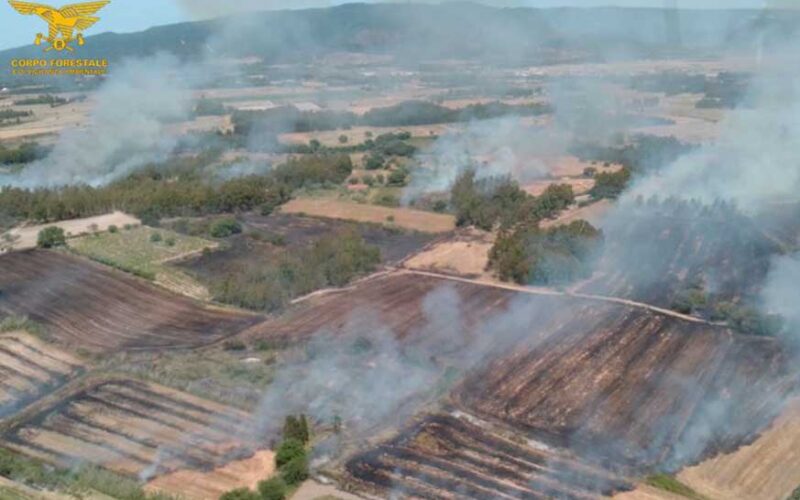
8,1,110,52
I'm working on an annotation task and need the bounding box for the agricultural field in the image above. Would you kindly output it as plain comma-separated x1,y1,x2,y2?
2,212,140,251
146,450,274,499
0,332,84,419
0,250,261,352
1,378,259,482
341,289,795,498
280,197,456,233
673,398,800,500
69,225,217,299
346,413,632,499
402,228,495,279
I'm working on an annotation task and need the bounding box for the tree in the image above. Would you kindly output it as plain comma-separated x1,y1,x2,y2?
257,477,287,500
37,227,66,248
210,218,243,238
219,488,260,500
282,415,310,444
279,456,309,486
275,439,305,468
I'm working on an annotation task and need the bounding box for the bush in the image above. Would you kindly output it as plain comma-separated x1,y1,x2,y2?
283,415,310,444
257,477,287,500
338,134,348,144
108,224,119,233
37,226,66,248
489,220,603,285
210,218,243,238
165,236,176,247
387,168,409,187
275,439,305,468
150,232,163,243
364,153,384,170
219,488,260,500
279,456,309,486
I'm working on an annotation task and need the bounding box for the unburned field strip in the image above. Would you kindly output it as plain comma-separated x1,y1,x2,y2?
1,378,258,480
0,250,263,352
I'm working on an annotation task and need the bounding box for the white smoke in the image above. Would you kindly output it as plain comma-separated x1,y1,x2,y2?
5,54,191,188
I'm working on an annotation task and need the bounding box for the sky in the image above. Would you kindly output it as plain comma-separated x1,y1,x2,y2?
0,0,776,50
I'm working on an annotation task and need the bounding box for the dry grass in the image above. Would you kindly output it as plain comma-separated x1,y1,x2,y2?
403,229,494,278
146,449,275,500
3,212,140,251
280,197,455,233
675,398,800,500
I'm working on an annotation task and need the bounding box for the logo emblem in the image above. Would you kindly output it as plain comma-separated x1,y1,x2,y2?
8,1,110,52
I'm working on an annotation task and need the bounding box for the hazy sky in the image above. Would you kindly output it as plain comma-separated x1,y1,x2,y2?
0,0,774,50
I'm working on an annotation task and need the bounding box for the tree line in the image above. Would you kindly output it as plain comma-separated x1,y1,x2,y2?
0,153,353,226
232,100,552,137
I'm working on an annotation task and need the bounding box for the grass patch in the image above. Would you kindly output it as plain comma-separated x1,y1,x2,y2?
69,226,215,295
0,448,177,499
108,349,275,410
645,473,706,499
0,316,47,339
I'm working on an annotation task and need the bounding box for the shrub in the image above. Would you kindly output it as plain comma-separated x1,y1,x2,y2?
37,226,66,248
150,232,163,243
338,134,348,144
219,488,260,500
210,218,243,238
279,455,309,486
257,477,287,500
365,153,385,170
223,340,246,351
275,439,305,468
387,168,409,187
108,225,118,233
283,415,310,444
165,236,176,247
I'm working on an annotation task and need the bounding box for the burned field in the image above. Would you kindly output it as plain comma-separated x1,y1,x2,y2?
0,250,261,352
0,332,84,419
576,203,783,311
177,213,436,283
244,271,563,346
340,276,796,499
347,413,633,499
453,308,794,469
1,378,257,480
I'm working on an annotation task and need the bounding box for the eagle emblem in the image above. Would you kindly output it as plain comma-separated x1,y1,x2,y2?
8,1,110,52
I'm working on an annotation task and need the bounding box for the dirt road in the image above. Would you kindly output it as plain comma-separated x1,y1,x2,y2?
398,268,715,325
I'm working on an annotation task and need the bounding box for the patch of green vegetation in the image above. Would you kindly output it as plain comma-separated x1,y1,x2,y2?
109,349,275,409
0,153,350,225
490,220,603,285
212,229,380,312
0,316,46,339
69,225,214,284
787,484,800,500
645,474,706,500
36,226,66,248
0,448,176,500
451,169,574,231
220,415,310,500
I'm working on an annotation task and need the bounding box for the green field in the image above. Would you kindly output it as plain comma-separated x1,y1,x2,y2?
69,226,216,299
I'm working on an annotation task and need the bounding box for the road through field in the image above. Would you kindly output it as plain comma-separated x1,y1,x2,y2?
397,268,715,325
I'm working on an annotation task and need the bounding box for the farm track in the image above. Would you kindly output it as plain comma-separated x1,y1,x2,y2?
0,250,263,352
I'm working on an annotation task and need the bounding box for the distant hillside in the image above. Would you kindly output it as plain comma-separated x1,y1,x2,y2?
0,3,797,68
